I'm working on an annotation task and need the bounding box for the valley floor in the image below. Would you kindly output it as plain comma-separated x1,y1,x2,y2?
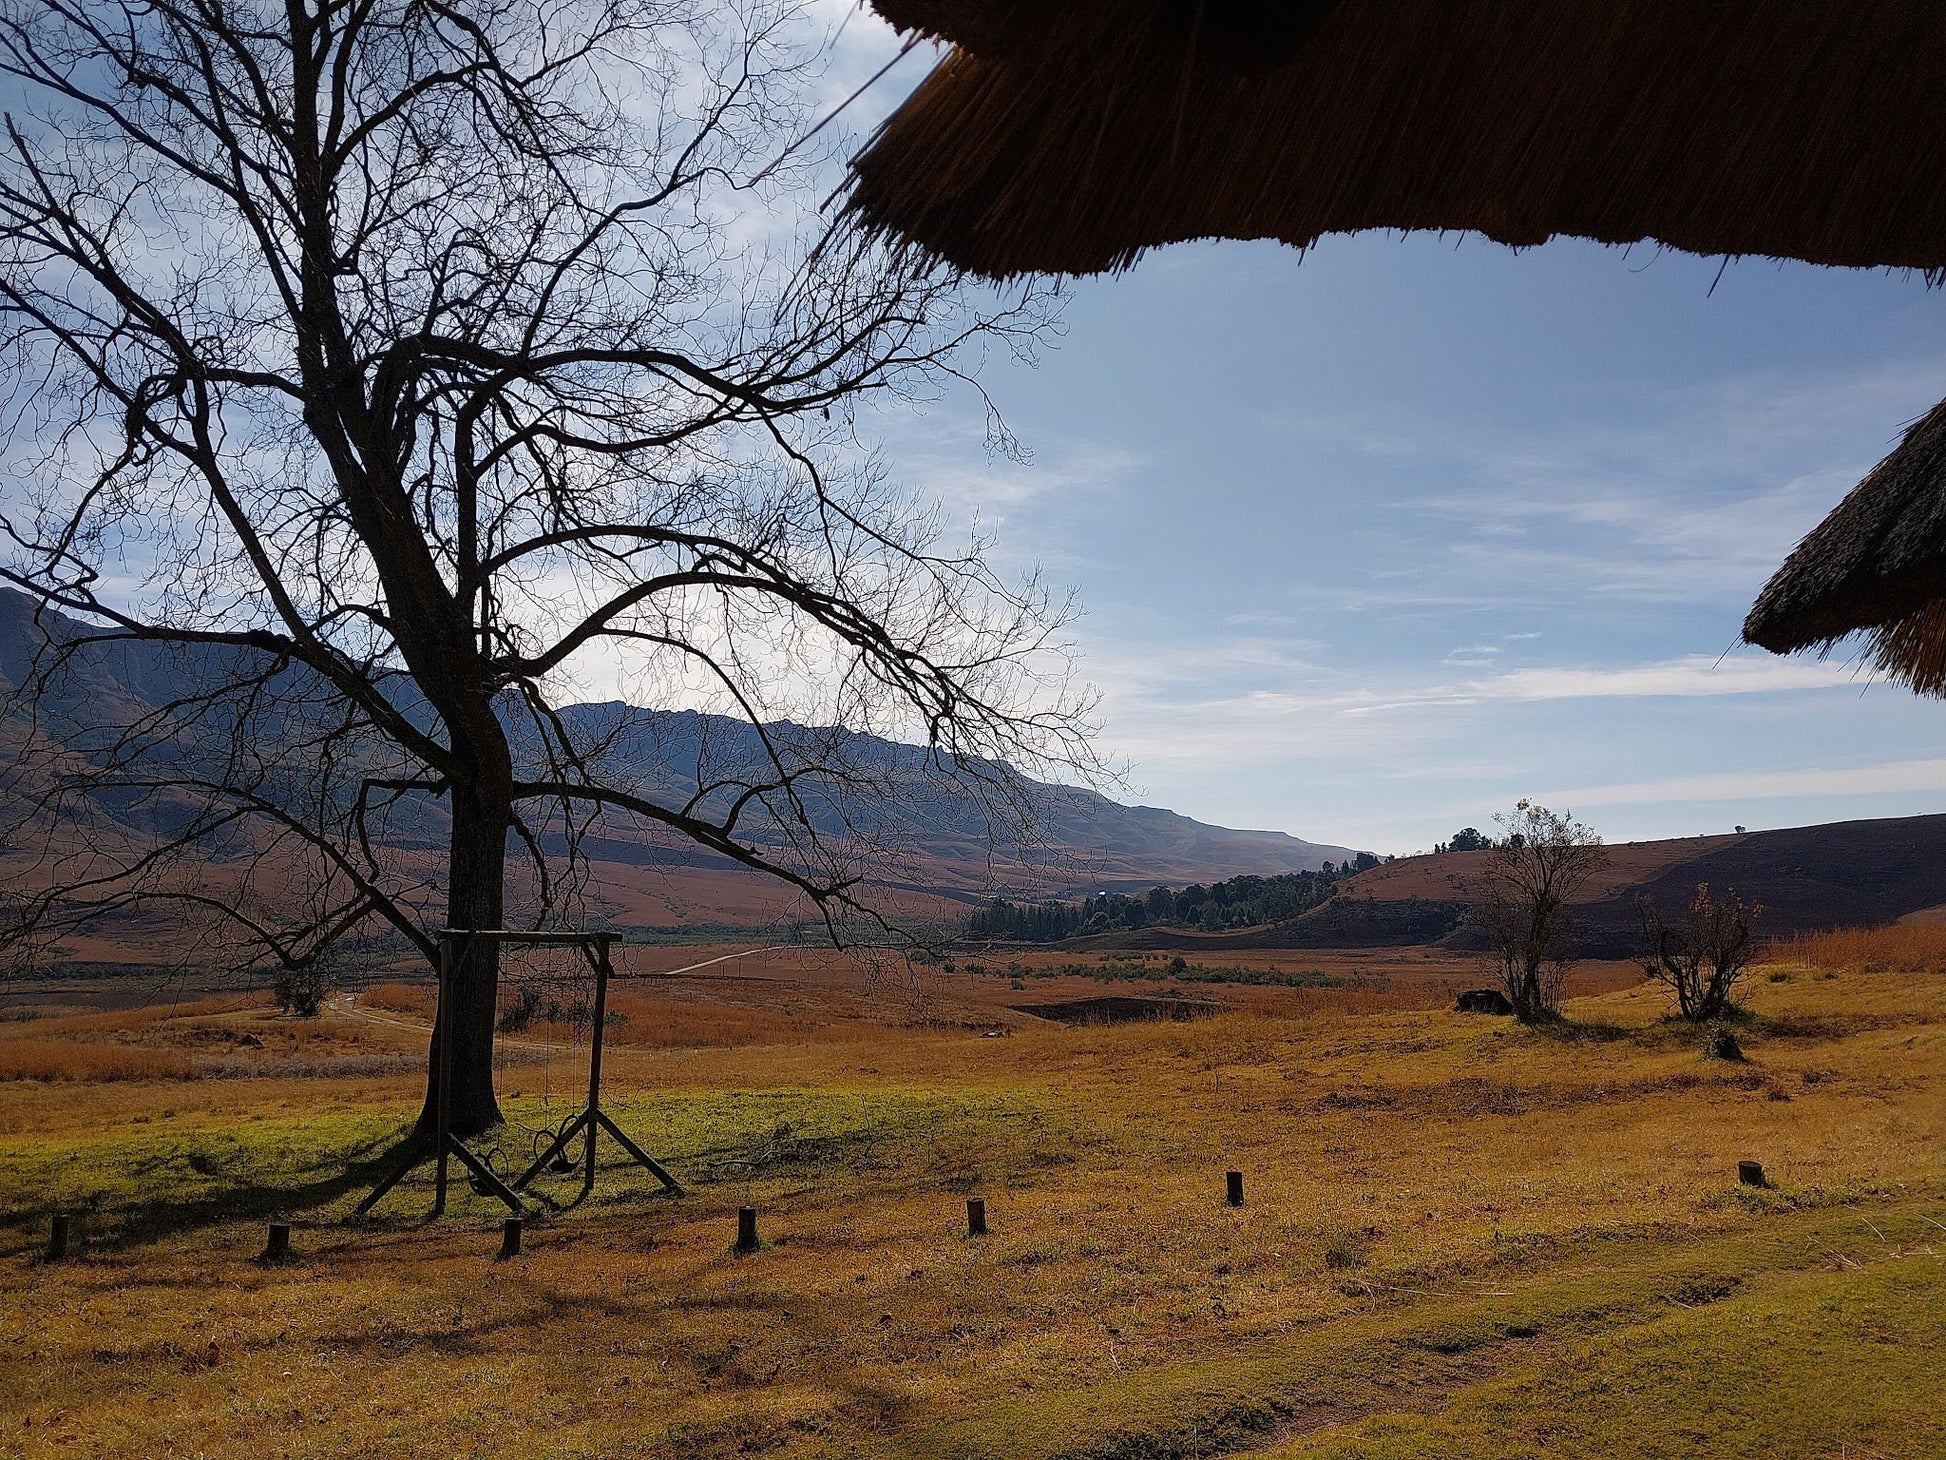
0,952,1942,1458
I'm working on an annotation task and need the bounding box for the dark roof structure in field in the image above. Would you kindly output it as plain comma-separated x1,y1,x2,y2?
1744,403,1946,695
848,1,1946,281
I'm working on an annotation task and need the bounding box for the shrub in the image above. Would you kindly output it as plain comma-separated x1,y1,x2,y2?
1637,885,1762,1021
497,985,544,1034
1469,801,1605,1023
1702,1024,1745,1061
272,963,330,1018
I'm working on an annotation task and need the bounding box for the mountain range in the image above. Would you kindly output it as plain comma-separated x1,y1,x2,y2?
0,589,1359,934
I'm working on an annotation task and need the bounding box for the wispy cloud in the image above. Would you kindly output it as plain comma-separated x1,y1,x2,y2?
1412,653,1879,707
1119,652,1876,724
1078,643,1885,785
913,442,1152,517
1547,757,1946,808
1263,354,1946,613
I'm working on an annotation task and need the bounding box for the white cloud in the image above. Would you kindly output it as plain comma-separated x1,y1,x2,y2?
1548,758,1946,808
914,443,1151,516
1074,640,1883,794
1224,609,1302,629
1448,653,1878,704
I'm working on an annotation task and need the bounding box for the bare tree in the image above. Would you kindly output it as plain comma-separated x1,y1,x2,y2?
1468,800,1605,1023
0,0,1085,1132
1636,884,1762,1022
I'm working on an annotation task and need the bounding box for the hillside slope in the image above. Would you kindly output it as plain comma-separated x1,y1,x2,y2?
1129,815,1946,956
0,590,1355,929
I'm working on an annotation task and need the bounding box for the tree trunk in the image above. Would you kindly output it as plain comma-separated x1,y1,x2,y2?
1513,967,1545,1024
417,777,510,1136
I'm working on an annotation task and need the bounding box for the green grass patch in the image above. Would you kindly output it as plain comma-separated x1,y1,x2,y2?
0,1083,1075,1247
1276,1246,1946,1458
889,1201,1946,1460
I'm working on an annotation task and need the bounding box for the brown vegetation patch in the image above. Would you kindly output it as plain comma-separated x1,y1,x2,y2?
1772,922,1946,975
0,1041,193,1082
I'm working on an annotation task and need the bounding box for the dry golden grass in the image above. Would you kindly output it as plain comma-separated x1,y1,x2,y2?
362,975,880,1049
356,981,435,1018
0,944,1941,1457
0,1040,191,1082
1769,920,1946,975
604,991,862,1048
0,996,262,1081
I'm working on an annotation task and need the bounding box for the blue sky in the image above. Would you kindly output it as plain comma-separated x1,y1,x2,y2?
891,236,1946,855
13,5,1946,861
820,2,1946,855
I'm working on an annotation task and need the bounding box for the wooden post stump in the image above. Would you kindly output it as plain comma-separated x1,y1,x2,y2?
262,1222,292,1263
498,1217,523,1260
1226,1170,1245,1207
967,1197,987,1237
46,1212,70,1261
1737,1160,1766,1187
735,1206,759,1255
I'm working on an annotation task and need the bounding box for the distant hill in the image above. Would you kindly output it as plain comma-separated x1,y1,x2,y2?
0,590,1358,933
1089,816,1946,957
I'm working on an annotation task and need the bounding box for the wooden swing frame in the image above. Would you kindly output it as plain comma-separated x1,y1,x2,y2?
355,929,683,1219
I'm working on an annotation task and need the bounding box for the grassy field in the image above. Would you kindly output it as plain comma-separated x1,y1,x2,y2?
1,938,1942,1458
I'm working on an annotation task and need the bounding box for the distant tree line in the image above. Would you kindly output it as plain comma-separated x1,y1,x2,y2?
968,855,1384,942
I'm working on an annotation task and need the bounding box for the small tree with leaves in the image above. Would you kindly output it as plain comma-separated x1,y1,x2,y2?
272,962,330,1018
1635,884,1762,1021
1468,800,1605,1023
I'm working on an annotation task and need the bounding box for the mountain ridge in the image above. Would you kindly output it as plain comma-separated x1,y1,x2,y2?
0,590,1361,932
1075,812,1946,956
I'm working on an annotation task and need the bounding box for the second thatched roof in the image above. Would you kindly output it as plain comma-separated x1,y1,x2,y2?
849,0,1946,280
1744,402,1946,695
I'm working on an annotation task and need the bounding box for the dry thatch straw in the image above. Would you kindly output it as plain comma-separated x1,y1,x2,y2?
857,2,1946,688
848,1,1946,282
1744,402,1946,697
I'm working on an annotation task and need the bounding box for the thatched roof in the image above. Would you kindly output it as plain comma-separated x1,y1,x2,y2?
1743,402,1946,694
870,1,1347,68
849,1,1946,280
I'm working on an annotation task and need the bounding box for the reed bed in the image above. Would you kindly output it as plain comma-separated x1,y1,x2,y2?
0,1039,193,1081
1768,923,1946,976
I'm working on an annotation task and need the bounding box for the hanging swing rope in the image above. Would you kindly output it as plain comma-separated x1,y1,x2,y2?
494,947,598,1182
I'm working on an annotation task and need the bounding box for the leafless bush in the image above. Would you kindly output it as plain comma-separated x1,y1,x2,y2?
1468,801,1606,1023
1637,884,1763,1021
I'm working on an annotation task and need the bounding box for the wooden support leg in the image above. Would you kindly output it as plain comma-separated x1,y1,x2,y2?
594,1109,683,1195
445,1137,524,1213
354,1132,431,1217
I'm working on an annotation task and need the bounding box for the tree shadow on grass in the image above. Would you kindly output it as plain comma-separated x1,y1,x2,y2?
1532,1012,1738,1049
1507,1010,1644,1045
0,1127,416,1256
